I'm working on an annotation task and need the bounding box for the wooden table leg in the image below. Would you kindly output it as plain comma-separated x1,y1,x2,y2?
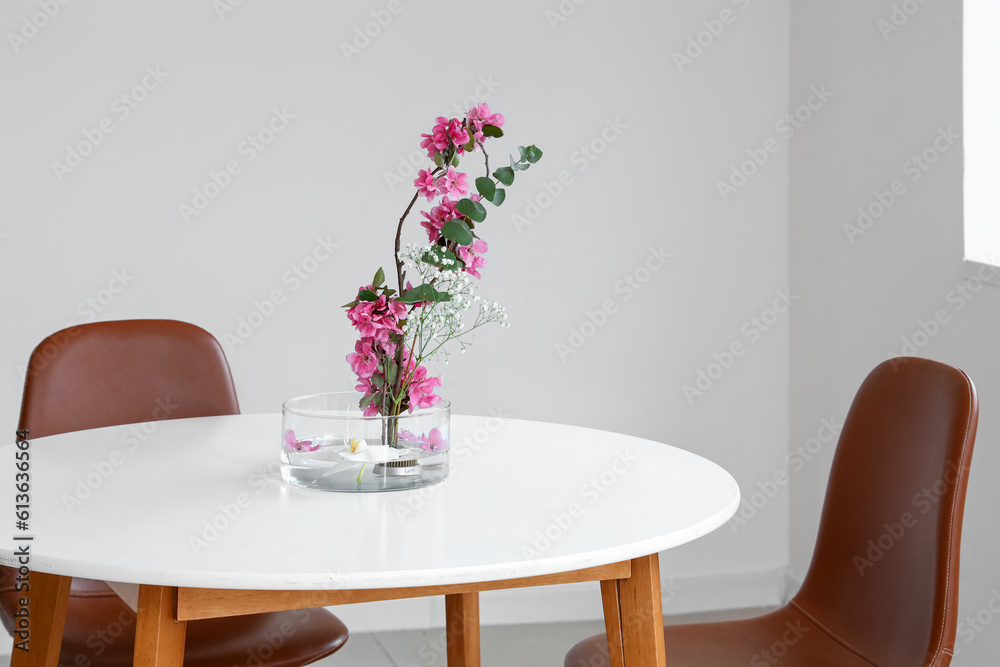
619,554,666,667
445,591,480,667
134,585,187,667
10,570,71,667
600,579,626,667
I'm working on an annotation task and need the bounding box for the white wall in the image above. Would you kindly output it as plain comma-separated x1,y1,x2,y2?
789,1,1000,665
0,0,790,633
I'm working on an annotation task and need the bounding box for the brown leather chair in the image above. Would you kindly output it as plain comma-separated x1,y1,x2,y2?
0,320,349,666
566,357,978,667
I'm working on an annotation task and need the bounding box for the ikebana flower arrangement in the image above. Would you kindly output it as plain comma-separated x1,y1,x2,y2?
343,104,542,430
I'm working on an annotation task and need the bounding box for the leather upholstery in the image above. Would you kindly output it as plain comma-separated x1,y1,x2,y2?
566,357,978,667
0,320,348,666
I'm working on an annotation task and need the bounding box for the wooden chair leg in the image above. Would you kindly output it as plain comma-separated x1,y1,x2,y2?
134,585,187,667
445,591,480,667
619,554,666,667
10,570,71,667
600,579,626,667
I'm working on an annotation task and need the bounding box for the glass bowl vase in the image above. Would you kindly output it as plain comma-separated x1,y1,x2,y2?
280,392,450,492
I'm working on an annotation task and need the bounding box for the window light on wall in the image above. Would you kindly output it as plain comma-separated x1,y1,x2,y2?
965,0,1000,269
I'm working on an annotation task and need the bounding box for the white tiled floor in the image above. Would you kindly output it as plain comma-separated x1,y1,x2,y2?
0,608,772,667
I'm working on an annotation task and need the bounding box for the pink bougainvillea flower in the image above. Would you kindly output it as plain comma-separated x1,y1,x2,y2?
346,339,379,379
420,117,471,159
457,239,488,279
420,198,460,243
467,103,505,128
407,364,442,410
437,167,468,199
445,118,470,148
346,291,406,343
420,116,453,158
466,103,505,142
413,169,439,201
397,428,448,451
420,428,447,451
284,429,319,452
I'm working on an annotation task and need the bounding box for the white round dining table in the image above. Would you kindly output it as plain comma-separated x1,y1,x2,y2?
0,413,739,667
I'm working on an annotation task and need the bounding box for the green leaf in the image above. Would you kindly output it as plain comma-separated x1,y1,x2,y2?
342,300,359,308
422,246,460,269
433,152,444,168
464,136,476,152
525,145,543,163
513,161,529,171
401,284,452,303
490,188,506,206
518,145,528,161
451,153,460,167
475,177,496,201
493,166,515,186
385,362,398,387
357,290,378,302
467,201,487,222
371,374,384,388
373,267,385,288
442,218,474,245
482,124,503,138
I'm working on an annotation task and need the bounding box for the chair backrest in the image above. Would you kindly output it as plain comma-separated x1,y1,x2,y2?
18,319,239,439
792,357,978,667
1,319,240,635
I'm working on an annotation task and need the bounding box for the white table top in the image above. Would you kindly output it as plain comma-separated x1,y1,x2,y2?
0,414,739,590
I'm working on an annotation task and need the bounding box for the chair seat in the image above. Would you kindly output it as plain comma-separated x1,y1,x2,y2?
2,578,349,667
565,607,881,667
